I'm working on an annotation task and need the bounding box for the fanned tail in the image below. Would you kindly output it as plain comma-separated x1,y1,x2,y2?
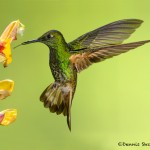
40,82,73,131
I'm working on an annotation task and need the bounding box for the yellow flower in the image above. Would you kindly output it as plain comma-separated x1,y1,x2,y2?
0,20,25,67
0,109,17,126
0,79,14,100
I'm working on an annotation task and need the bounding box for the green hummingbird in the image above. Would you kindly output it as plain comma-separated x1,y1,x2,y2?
21,19,150,131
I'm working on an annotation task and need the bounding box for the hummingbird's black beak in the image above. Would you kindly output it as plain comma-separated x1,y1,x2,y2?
14,39,40,49
21,39,39,45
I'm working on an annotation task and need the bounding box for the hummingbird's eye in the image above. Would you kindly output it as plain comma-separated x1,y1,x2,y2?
47,34,54,39
47,34,51,39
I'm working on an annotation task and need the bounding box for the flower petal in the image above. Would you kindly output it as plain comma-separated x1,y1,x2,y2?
2,39,12,67
17,26,25,36
0,90,10,100
0,79,14,100
0,20,25,67
0,112,4,122
0,42,6,63
0,20,25,42
0,109,17,126
0,79,14,92
0,42,5,52
0,53,6,63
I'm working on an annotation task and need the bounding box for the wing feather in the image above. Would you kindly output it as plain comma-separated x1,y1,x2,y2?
69,19,143,50
70,40,150,72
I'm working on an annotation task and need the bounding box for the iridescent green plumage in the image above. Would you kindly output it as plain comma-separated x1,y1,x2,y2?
37,30,77,130
22,19,150,131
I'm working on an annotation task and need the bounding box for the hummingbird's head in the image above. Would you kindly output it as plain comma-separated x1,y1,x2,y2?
21,30,65,48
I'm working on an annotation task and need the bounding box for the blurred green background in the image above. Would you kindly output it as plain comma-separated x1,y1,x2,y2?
0,0,150,150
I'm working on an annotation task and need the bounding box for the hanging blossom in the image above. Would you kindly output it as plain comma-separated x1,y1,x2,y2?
0,79,14,100
0,79,16,126
0,109,17,125
0,20,25,67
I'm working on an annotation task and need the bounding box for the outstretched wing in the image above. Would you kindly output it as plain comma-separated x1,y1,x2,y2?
69,19,143,50
69,40,150,72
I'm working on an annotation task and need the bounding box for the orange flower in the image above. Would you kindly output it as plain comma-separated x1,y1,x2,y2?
0,109,17,125
0,79,14,100
0,20,25,67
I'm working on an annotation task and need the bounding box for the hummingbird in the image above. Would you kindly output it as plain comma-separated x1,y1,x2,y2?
21,19,150,131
